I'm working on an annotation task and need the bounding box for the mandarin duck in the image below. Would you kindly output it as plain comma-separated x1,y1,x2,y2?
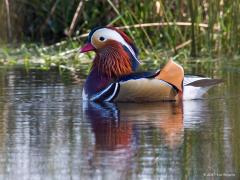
80,26,222,102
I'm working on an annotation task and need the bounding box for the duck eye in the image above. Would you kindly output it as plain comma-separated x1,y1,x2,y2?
99,36,105,41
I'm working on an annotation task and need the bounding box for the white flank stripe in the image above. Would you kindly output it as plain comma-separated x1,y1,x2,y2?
90,83,114,101
105,83,119,101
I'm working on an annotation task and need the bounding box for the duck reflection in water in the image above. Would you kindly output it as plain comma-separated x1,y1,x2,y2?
83,101,184,150
83,102,132,150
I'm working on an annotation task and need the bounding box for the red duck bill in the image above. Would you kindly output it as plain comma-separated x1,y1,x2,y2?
80,43,95,53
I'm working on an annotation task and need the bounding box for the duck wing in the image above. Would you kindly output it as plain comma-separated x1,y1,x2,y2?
114,77,178,102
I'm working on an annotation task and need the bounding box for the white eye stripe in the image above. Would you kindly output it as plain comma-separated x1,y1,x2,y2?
91,28,140,63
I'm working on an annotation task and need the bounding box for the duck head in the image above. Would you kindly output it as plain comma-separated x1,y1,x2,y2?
80,27,140,78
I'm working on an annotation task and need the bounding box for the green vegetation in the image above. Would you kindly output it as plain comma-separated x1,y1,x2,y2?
0,0,240,74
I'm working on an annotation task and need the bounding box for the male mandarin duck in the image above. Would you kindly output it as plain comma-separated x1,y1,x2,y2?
80,26,222,102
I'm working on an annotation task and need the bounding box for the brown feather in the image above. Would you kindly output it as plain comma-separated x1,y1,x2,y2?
92,40,133,78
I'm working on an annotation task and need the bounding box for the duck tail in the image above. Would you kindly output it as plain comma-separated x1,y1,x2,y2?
183,77,223,100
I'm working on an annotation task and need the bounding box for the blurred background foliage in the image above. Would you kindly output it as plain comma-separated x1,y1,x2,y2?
0,0,240,70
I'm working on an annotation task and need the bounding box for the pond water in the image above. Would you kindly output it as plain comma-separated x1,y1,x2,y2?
0,63,239,179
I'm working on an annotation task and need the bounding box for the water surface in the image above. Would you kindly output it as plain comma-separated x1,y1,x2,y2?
0,65,239,179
